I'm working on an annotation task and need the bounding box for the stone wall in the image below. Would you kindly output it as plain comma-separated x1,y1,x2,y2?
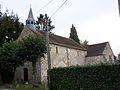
85,55,105,65
41,44,87,82
14,43,87,83
17,26,38,41
50,44,86,67
103,43,114,62
15,27,87,83
85,43,114,65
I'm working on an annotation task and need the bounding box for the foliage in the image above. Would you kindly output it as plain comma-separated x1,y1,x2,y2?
49,63,120,90
0,10,24,83
0,12,24,46
12,84,45,90
16,36,47,64
36,14,55,32
0,35,47,84
81,40,88,48
0,40,25,70
0,40,25,83
69,24,88,48
69,24,80,44
15,36,47,84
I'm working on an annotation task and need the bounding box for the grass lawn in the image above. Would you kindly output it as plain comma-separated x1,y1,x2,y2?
11,84,45,90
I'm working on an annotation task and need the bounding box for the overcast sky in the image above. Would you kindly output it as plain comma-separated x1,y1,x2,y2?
0,0,120,55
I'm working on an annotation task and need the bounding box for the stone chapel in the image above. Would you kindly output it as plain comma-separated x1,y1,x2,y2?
14,8,115,83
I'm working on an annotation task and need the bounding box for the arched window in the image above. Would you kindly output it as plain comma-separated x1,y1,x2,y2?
56,47,58,54
31,21,33,24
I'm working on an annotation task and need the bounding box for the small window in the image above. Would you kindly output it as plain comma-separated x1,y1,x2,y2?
27,21,30,24
77,51,79,56
56,47,58,54
31,21,33,24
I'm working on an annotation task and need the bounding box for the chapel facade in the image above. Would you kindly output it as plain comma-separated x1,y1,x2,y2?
14,8,115,83
15,8,87,83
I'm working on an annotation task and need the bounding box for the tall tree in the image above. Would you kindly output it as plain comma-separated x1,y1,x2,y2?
36,14,55,32
15,36,47,85
0,40,25,83
0,10,24,46
69,24,80,44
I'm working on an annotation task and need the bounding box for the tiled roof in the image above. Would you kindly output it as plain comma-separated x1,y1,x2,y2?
27,27,86,51
86,42,108,57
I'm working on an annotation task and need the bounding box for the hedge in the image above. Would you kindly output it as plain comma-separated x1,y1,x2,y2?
49,63,120,90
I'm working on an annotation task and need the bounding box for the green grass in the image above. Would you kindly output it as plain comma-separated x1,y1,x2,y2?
12,84,45,90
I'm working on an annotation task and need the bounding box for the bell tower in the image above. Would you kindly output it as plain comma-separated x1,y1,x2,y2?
26,8,35,29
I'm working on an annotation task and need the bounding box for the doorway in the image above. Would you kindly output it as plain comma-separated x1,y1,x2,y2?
23,68,28,82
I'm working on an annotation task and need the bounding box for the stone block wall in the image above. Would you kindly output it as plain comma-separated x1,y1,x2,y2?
15,27,87,83
85,55,105,65
14,44,87,83
103,43,114,62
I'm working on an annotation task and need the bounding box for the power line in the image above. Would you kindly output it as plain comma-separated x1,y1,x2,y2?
50,0,68,18
34,0,55,15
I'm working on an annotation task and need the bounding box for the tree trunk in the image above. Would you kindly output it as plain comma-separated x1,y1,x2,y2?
0,71,2,85
39,59,41,84
32,62,36,86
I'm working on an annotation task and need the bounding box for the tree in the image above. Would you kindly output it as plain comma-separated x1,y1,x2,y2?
36,14,55,32
69,24,80,44
69,24,89,48
0,40,25,83
15,36,47,85
0,11,24,46
118,53,120,60
81,40,88,48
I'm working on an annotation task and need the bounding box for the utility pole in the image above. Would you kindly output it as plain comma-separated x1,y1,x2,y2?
44,14,51,90
0,4,2,17
118,0,120,16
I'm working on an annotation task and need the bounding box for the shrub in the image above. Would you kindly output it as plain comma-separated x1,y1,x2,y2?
49,63,120,90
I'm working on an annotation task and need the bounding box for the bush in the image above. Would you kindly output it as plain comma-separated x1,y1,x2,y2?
49,63,120,90
12,84,45,90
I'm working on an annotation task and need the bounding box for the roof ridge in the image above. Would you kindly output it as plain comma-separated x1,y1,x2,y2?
43,31,86,50
86,42,109,57
88,42,108,46
29,29,86,50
